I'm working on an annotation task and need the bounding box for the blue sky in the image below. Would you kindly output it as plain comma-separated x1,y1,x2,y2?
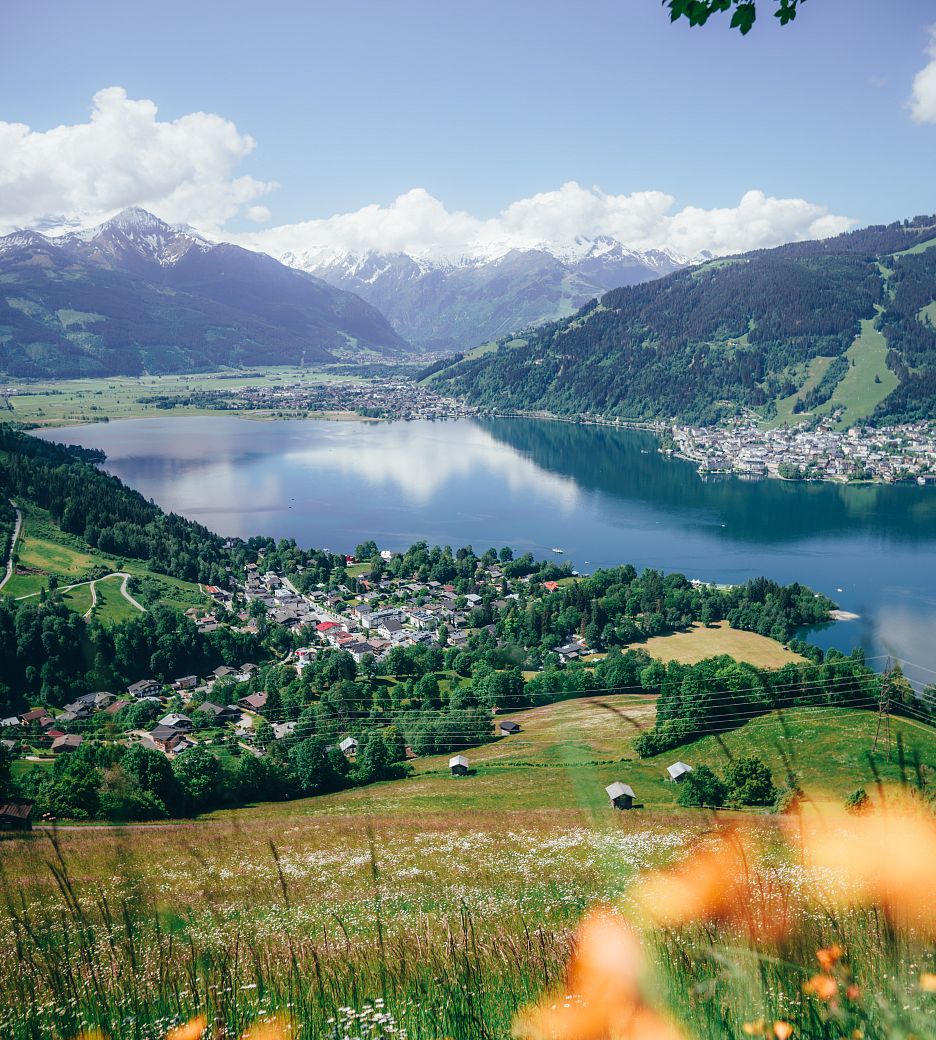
1,0,934,255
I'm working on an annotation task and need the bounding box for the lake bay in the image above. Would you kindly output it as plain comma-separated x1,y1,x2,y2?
35,415,936,681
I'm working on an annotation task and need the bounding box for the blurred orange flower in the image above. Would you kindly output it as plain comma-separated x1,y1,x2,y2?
803,975,838,1002
633,827,791,943
242,1014,294,1040
773,1022,794,1040
921,972,936,992
802,805,936,935
167,1019,207,1040
815,946,843,971
513,908,684,1040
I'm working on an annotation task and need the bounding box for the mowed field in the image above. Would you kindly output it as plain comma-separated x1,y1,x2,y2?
626,620,806,667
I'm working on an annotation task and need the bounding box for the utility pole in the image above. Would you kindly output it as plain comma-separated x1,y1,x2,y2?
872,658,894,761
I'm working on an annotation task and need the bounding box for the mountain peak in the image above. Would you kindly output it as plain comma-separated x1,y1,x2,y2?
106,206,169,232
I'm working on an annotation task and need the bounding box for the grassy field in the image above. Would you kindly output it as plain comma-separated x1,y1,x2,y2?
2,365,367,427
765,355,834,428
629,621,806,668
209,701,934,821
2,700,934,1040
816,317,899,429
1,502,207,615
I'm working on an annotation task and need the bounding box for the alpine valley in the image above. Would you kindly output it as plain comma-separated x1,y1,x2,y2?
279,238,692,352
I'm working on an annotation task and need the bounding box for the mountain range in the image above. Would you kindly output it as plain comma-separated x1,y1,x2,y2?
429,217,936,426
0,208,408,379
278,239,691,352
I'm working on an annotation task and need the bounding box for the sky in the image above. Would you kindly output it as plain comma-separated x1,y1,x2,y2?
1,0,934,260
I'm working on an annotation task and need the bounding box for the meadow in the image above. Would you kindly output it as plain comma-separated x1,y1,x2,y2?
1,366,365,427
2,782,935,1040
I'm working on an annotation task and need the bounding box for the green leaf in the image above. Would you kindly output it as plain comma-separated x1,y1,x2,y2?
729,2,756,34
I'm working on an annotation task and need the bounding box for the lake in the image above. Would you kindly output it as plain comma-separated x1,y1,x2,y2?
35,415,936,683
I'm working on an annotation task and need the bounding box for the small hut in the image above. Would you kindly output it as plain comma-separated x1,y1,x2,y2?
605,781,635,810
0,798,34,831
498,720,521,737
339,736,359,756
449,754,469,776
666,761,693,782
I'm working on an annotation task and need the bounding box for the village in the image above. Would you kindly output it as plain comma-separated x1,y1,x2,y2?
137,377,474,420
0,550,593,780
670,419,936,484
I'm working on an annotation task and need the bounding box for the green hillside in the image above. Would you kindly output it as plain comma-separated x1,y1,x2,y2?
219,698,936,819
432,216,936,425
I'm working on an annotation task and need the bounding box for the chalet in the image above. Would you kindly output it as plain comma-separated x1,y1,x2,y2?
240,663,259,676
149,726,185,752
19,708,47,726
104,699,129,716
605,781,635,810
61,700,93,720
0,798,34,832
212,665,237,680
52,734,84,754
44,728,65,745
316,621,341,635
239,691,268,712
343,640,374,663
158,713,193,732
0,717,19,729
498,720,521,736
174,675,199,691
378,619,403,639
339,736,359,756
553,642,582,663
449,755,469,776
666,762,693,782
195,701,238,723
128,679,161,699
91,692,114,709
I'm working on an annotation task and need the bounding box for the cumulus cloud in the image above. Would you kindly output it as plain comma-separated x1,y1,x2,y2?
246,183,854,263
909,27,936,124
0,87,274,235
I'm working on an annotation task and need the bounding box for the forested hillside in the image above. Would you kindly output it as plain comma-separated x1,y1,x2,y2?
431,216,936,424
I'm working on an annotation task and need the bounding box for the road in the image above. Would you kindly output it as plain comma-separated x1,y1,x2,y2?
0,500,23,591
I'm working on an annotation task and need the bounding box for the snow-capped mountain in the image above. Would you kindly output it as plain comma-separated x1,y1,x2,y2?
277,237,694,351
0,208,408,378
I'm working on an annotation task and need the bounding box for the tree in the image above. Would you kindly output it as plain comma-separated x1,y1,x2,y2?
845,787,871,815
676,765,727,807
172,746,224,813
724,754,777,806
663,0,805,36
121,744,182,815
289,737,342,795
353,732,397,784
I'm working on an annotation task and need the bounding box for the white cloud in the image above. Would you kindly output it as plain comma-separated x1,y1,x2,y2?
246,205,272,223
909,27,936,124
0,87,275,235
245,183,854,263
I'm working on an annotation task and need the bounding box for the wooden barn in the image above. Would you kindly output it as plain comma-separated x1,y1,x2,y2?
0,798,34,832
605,781,635,810
498,720,521,736
449,754,469,776
666,761,693,782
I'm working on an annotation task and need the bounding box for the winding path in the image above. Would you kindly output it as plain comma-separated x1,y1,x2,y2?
0,500,23,591
15,570,146,615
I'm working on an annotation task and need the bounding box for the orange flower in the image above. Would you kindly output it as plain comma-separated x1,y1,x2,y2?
167,1019,207,1040
242,1015,294,1040
773,1023,794,1040
815,945,843,971
634,828,790,943
802,805,936,936
741,1021,766,1036
845,985,861,1001
921,972,936,993
803,975,838,1002
513,908,685,1040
